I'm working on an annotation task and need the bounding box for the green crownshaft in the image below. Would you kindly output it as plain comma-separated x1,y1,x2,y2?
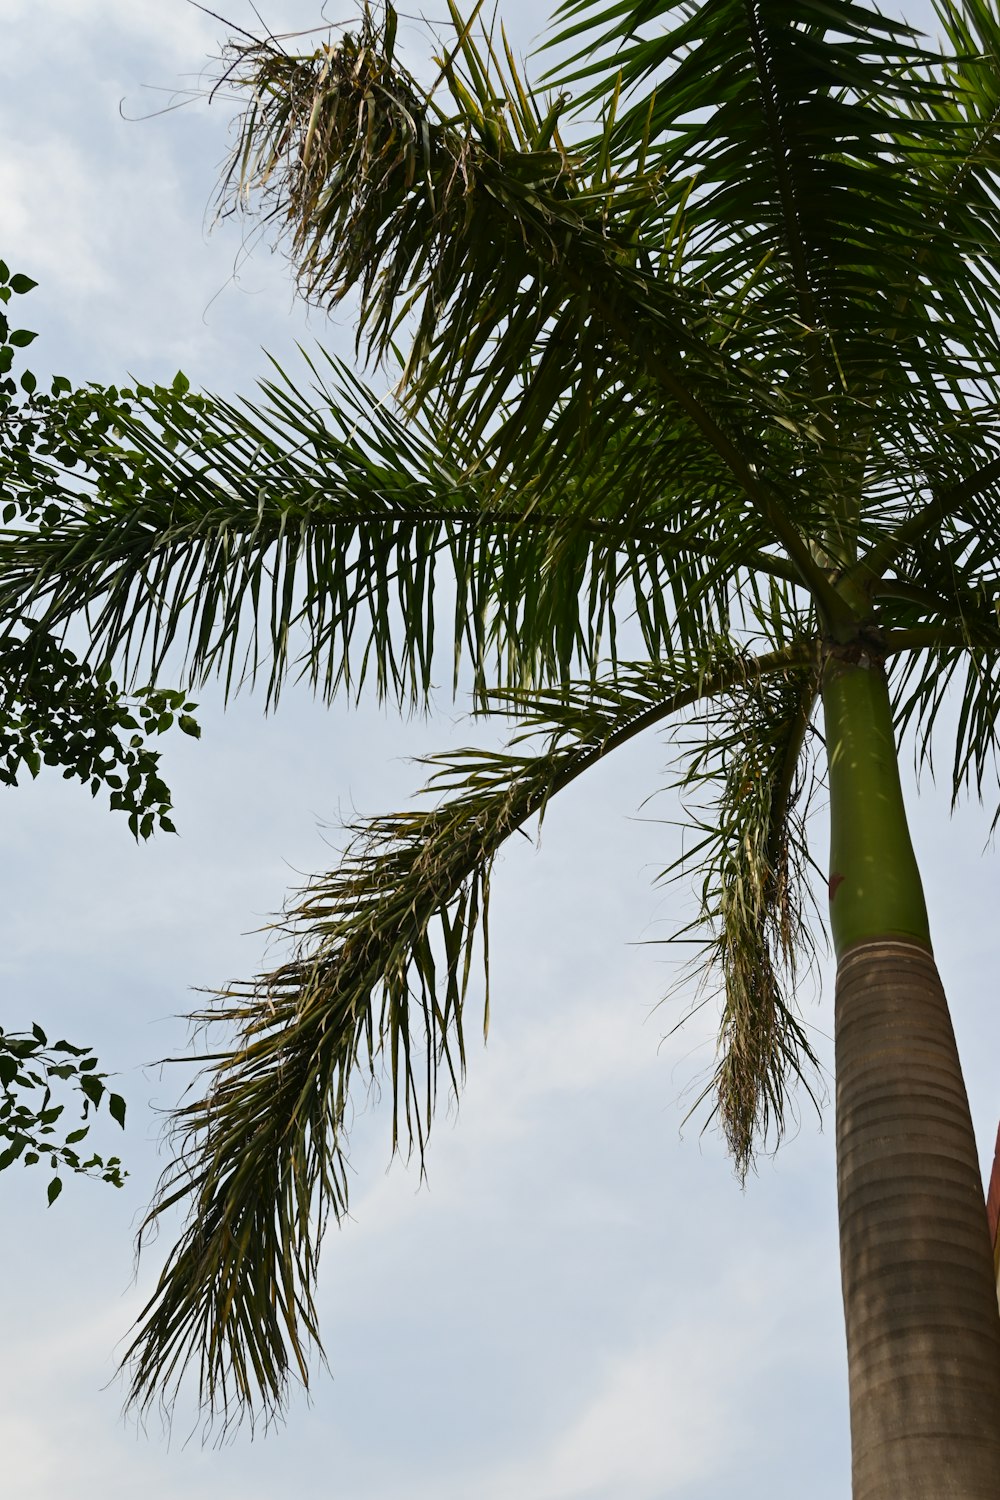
823,658,931,958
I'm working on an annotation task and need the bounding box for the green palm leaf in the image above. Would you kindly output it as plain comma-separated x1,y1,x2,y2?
122,641,811,1419
544,0,1000,391
0,355,819,706
667,663,823,1173
216,4,863,612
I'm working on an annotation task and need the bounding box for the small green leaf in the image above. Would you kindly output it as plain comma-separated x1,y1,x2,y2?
108,1092,126,1128
178,714,201,739
47,1176,63,1206
9,274,38,295
171,370,191,395
31,1023,47,1045
8,329,37,348
80,1075,104,1107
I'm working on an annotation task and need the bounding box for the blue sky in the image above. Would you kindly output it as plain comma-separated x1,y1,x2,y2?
1,2,995,1497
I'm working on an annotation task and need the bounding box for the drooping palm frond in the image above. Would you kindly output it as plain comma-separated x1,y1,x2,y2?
219,3,724,408
664,660,822,1175
216,3,858,615
850,436,1000,809
0,353,816,707
893,631,1000,820
122,640,812,1423
2,361,491,706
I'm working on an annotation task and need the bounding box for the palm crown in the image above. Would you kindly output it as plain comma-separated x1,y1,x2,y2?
3,0,1000,1482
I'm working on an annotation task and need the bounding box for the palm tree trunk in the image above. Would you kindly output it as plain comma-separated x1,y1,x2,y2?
824,656,1000,1499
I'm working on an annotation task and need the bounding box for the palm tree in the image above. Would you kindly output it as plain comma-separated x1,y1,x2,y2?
3,0,1000,1491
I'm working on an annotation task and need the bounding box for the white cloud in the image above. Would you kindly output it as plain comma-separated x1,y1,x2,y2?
503,1330,750,1499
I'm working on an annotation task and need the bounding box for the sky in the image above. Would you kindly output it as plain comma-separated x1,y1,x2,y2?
1,2,997,1498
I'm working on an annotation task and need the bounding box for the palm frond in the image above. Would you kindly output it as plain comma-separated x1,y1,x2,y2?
0,355,818,707
665,663,823,1176
541,0,1000,563
894,632,1000,824
215,3,857,615
545,0,995,370
122,641,812,1424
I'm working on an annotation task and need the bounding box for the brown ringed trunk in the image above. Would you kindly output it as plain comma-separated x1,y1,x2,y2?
836,938,1000,1499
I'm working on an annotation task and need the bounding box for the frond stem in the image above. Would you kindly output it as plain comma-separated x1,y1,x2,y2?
498,641,818,825
883,625,969,653
872,578,957,612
